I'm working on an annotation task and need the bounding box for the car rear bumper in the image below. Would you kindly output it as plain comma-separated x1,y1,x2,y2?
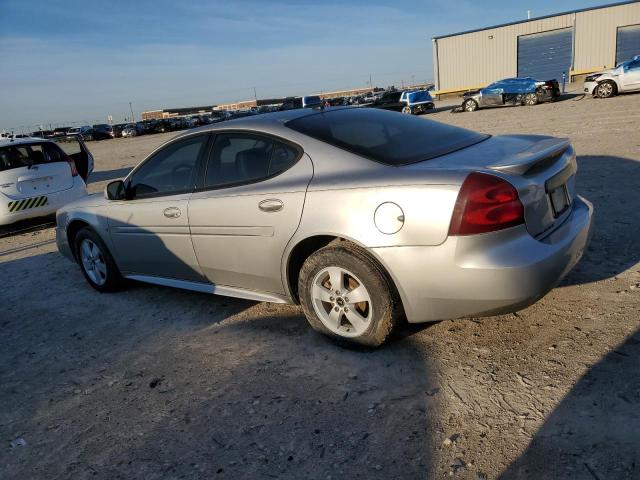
373,195,593,323
0,178,87,226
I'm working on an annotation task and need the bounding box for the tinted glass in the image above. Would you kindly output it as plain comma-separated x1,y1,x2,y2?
129,134,206,198
286,108,489,166
382,92,402,102
204,133,298,188
0,143,59,172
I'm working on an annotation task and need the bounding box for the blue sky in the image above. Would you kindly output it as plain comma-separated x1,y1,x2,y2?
0,0,617,130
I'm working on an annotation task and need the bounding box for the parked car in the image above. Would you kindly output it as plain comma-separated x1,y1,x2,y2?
1,136,92,225
461,77,560,112
67,125,93,141
56,107,592,347
399,90,435,114
52,127,70,138
91,124,114,140
368,90,405,111
111,123,127,138
279,96,323,110
584,55,640,98
121,124,139,138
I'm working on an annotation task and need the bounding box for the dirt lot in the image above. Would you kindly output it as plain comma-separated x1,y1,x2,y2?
1,93,639,480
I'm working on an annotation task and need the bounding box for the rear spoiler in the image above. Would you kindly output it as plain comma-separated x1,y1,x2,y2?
489,138,571,175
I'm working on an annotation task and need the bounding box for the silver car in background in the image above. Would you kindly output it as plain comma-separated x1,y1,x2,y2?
56,108,593,346
584,55,640,98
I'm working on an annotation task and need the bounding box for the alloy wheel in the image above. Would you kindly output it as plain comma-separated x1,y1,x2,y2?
311,266,373,337
80,238,108,286
597,82,613,98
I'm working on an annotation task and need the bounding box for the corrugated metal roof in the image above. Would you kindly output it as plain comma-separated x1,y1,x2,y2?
433,1,638,40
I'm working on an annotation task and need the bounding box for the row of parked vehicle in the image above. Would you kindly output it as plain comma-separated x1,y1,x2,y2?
457,54,640,113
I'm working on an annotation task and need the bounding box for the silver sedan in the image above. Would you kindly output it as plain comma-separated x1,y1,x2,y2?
56,107,593,346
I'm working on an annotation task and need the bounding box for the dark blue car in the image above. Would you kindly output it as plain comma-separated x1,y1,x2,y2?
461,77,560,112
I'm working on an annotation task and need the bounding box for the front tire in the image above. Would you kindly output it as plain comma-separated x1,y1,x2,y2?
596,80,616,98
299,243,399,347
463,99,478,112
401,106,412,114
523,92,539,106
75,227,122,292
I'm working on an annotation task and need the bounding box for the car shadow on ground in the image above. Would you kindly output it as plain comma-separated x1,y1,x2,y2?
1,243,439,478
0,214,56,239
499,327,640,479
562,155,640,286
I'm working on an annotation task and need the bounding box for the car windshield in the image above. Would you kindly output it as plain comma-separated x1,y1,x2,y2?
303,96,321,106
286,108,489,166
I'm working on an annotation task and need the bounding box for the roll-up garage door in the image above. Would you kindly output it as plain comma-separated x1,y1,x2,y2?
518,28,573,82
616,24,640,64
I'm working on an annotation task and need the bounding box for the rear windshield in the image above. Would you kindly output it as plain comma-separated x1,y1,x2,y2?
303,96,321,106
0,142,64,172
286,108,489,166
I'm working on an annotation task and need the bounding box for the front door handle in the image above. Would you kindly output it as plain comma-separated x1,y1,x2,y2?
163,207,181,218
258,199,283,212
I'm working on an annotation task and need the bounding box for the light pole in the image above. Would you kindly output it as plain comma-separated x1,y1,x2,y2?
129,102,135,123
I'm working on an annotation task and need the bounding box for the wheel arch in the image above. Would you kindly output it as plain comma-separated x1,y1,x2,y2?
283,234,406,315
66,219,91,260
598,78,619,94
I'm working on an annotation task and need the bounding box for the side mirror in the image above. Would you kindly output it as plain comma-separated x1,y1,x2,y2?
105,180,126,200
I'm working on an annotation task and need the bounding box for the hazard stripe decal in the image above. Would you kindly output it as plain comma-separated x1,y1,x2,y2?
7,196,49,212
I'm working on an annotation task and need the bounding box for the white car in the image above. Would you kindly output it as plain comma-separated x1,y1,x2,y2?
0,136,93,225
584,55,640,98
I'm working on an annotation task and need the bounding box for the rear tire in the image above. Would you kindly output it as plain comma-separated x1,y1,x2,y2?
595,80,616,98
463,99,478,112
75,227,122,292
299,243,399,347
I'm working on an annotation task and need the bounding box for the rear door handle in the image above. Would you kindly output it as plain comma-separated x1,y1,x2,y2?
163,207,181,218
258,199,283,212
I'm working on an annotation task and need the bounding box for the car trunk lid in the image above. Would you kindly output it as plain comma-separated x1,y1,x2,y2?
1,163,74,198
403,134,578,237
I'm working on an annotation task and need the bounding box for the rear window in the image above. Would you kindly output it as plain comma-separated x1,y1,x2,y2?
0,142,63,172
286,108,489,166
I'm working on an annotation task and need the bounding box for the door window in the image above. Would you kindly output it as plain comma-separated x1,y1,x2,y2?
128,134,207,198
203,133,299,188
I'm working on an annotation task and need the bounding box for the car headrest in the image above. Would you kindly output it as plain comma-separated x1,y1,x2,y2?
31,150,45,164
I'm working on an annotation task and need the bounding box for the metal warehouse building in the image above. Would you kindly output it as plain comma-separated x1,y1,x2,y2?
432,1,640,93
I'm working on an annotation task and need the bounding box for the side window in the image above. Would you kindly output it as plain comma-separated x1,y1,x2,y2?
129,134,207,198
628,60,640,71
44,143,67,163
203,133,299,188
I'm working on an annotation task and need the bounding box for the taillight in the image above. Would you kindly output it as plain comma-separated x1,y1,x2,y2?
448,172,524,236
65,155,78,177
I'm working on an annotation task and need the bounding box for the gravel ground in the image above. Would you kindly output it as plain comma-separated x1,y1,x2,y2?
1,92,639,479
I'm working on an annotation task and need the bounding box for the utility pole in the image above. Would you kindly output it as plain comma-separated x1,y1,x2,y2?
253,87,258,102
369,73,373,92
129,102,135,123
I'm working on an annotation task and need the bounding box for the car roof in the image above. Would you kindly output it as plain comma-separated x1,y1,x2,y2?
176,107,334,139
0,136,55,148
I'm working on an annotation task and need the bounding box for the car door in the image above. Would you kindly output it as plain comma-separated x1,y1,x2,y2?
107,133,209,282
54,136,94,181
188,131,313,294
481,83,504,106
621,59,640,91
